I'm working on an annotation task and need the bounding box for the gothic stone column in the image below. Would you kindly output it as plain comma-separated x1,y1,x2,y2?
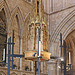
47,59,57,75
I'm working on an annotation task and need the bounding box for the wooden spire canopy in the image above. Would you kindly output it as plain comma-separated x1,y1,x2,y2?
24,0,51,61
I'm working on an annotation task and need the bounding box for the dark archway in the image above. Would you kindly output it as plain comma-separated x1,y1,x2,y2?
65,30,75,75
0,8,7,66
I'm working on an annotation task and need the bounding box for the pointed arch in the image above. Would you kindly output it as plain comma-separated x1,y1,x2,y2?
11,7,24,37
50,10,75,42
0,0,11,63
10,7,24,70
0,0,11,33
49,10,75,57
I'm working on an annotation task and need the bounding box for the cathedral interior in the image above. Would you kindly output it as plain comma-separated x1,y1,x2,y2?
0,0,75,75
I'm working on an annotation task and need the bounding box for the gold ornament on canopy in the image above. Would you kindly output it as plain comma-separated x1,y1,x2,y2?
24,0,51,61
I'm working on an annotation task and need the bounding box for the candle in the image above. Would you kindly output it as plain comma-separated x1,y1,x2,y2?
3,48,5,61
30,61,33,71
69,52,71,64
39,41,41,56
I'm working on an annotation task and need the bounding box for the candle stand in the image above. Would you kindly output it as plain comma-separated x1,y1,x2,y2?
67,64,72,70
24,28,51,75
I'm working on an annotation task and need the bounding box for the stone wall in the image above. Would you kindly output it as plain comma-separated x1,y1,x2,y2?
0,67,47,75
